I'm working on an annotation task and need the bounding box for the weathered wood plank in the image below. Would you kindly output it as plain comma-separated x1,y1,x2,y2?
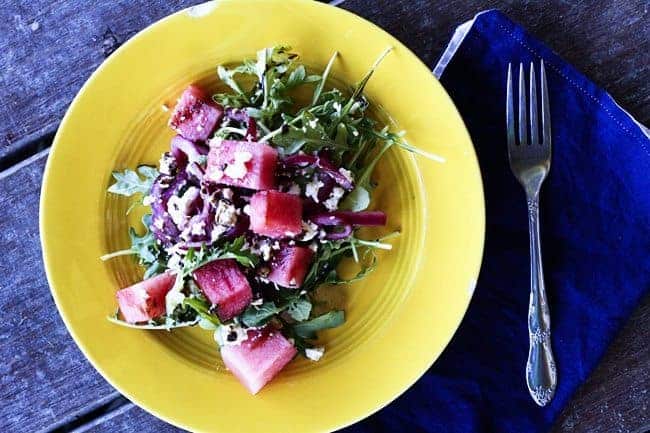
1,0,648,168
0,151,120,433
0,0,206,166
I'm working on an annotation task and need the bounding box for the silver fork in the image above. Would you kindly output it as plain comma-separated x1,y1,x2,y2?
506,61,557,407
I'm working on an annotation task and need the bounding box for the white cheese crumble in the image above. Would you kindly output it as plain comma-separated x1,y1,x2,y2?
142,195,155,206
167,186,199,226
159,153,175,175
190,220,206,236
215,199,238,226
305,347,325,361
222,188,234,200
308,242,318,252
305,178,324,202
323,187,345,211
210,224,228,241
223,151,252,179
338,167,354,183
242,204,252,216
299,221,319,241
215,324,249,347
259,243,272,261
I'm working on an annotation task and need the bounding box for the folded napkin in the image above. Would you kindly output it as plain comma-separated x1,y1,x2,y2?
344,10,650,433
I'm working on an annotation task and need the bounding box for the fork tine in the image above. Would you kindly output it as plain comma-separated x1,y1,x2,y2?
518,63,528,146
529,63,539,145
506,63,516,149
540,61,552,147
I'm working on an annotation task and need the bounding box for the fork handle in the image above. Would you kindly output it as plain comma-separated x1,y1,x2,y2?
525,195,557,406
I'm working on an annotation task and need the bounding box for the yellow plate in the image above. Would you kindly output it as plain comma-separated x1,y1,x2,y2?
40,1,484,432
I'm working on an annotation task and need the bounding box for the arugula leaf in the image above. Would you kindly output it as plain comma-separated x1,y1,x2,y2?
108,165,158,197
184,296,221,327
311,51,338,106
293,311,345,339
286,297,312,322
180,236,259,276
340,185,370,211
107,311,197,330
240,302,283,327
100,215,163,271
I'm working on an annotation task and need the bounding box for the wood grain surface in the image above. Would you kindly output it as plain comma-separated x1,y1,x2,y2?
0,0,647,432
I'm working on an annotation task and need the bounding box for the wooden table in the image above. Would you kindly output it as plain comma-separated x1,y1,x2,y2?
1,1,648,432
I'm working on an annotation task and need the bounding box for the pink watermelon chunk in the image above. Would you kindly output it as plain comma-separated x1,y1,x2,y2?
116,272,176,323
206,140,278,190
221,327,297,394
169,85,223,142
268,246,314,288
193,259,253,321
249,191,302,238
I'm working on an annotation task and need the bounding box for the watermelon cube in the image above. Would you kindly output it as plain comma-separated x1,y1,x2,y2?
249,191,302,238
268,246,314,288
169,85,223,142
206,140,278,190
116,272,176,323
221,327,297,394
193,259,253,321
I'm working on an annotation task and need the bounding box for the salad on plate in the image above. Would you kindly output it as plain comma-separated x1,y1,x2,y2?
102,46,440,394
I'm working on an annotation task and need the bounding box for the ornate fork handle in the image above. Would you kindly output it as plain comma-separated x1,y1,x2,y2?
525,195,557,406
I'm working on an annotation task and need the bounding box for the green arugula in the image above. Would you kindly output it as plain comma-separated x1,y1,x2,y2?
107,311,198,330
292,311,345,339
108,165,158,197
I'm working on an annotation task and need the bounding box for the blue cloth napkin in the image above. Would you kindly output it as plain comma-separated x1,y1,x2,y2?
343,10,650,433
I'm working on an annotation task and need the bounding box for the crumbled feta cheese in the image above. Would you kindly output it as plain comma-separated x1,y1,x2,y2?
305,178,324,202
167,253,182,271
215,324,249,347
167,186,199,226
190,220,206,236
271,241,280,250
210,224,228,241
308,242,318,252
251,298,264,306
308,119,318,128
161,104,169,112
286,183,301,195
305,347,325,361
288,240,295,246
338,168,354,183
259,243,272,261
223,151,252,180
300,221,319,241
222,188,234,200
209,137,223,147
323,187,345,211
142,195,155,206
242,204,252,216
352,129,359,137
319,229,327,239
215,199,238,226
159,153,176,175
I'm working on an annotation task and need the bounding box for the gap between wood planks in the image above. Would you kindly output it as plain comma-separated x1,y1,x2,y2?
8,2,349,432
